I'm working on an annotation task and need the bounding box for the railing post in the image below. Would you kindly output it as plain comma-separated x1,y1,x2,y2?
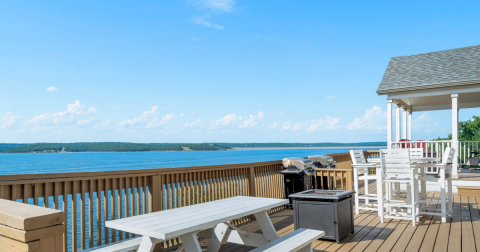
346,170,353,191
0,199,65,252
248,166,257,197
149,174,162,212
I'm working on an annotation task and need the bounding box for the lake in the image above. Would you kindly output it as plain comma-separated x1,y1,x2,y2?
0,148,378,175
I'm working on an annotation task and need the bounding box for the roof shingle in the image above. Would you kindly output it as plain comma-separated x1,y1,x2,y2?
377,45,480,94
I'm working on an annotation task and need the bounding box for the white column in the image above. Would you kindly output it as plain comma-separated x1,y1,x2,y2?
408,110,412,140
387,100,393,149
452,94,459,179
396,104,401,142
402,108,407,139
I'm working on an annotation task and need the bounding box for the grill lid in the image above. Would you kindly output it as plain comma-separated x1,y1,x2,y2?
288,189,355,200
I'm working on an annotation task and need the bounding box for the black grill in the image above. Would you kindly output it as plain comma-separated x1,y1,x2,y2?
289,189,355,243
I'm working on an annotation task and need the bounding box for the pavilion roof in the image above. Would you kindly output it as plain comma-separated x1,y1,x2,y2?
377,44,480,95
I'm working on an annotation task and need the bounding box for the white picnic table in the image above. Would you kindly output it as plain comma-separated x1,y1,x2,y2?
106,196,288,252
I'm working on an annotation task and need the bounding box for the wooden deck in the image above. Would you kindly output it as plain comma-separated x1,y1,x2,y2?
160,180,480,252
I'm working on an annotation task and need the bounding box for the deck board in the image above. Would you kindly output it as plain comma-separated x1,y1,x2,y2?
157,181,480,252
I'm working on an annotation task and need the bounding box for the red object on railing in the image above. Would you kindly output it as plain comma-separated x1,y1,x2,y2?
399,139,411,148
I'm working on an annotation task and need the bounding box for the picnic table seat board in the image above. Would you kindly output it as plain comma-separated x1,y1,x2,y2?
79,236,145,252
106,196,287,240
250,228,325,252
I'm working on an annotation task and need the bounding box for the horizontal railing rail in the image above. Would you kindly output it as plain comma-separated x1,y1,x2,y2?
0,150,382,252
0,160,284,252
391,140,452,160
459,141,480,165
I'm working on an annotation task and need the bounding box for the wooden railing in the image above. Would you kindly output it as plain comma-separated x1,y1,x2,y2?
0,160,284,252
0,150,379,252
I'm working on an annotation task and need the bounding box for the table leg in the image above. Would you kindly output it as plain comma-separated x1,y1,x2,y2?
421,169,426,211
206,223,231,252
254,211,279,243
180,231,202,252
138,236,159,252
298,243,313,252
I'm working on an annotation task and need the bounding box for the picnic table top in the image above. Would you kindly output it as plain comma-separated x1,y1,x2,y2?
106,196,288,240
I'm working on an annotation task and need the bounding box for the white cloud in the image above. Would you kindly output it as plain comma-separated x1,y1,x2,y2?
193,0,235,12
185,119,202,128
192,16,224,29
326,95,339,100
77,118,95,125
47,87,58,92
111,106,121,110
277,116,341,132
413,112,440,133
93,119,111,130
26,100,97,125
2,112,19,128
120,106,158,127
190,37,201,41
119,106,175,128
239,111,264,128
211,111,264,129
347,106,386,131
180,113,185,117
307,116,342,131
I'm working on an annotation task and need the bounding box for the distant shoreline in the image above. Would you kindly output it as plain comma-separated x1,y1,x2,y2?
232,146,386,150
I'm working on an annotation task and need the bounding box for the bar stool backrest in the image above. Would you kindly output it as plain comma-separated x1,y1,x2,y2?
442,147,454,165
380,149,412,179
350,150,366,165
409,148,423,158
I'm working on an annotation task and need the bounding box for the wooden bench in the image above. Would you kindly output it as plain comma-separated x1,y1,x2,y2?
80,236,147,252
250,228,324,252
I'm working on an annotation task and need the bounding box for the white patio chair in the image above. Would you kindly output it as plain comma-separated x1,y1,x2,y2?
417,147,454,222
350,150,381,214
378,149,419,226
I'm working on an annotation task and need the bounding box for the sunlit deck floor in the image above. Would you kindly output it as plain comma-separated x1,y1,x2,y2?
160,180,480,252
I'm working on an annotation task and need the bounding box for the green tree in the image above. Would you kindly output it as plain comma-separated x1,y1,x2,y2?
433,116,480,141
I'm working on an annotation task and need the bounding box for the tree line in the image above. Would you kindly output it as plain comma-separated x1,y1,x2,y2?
0,142,230,153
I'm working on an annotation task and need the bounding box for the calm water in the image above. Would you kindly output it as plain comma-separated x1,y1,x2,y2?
1,149,377,251
0,148,377,175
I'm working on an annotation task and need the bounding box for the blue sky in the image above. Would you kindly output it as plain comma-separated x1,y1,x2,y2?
1,0,480,143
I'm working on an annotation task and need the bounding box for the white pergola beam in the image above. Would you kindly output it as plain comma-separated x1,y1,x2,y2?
396,104,401,141
402,109,407,139
408,111,412,140
387,100,393,149
452,94,459,179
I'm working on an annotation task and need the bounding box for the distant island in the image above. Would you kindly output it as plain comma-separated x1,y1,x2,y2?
0,142,386,153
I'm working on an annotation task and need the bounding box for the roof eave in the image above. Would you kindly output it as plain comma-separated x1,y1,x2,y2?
376,79,480,95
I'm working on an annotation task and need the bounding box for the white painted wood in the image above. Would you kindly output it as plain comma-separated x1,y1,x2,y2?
106,196,287,240
226,230,267,247
254,211,279,243
387,100,393,149
105,196,287,252
297,244,313,252
250,228,324,252
452,94,459,179
402,108,407,139
206,223,230,252
137,236,158,252
180,231,202,252
350,150,380,214
396,104,401,142
80,236,144,252
408,110,412,140
379,149,419,226
416,147,454,222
